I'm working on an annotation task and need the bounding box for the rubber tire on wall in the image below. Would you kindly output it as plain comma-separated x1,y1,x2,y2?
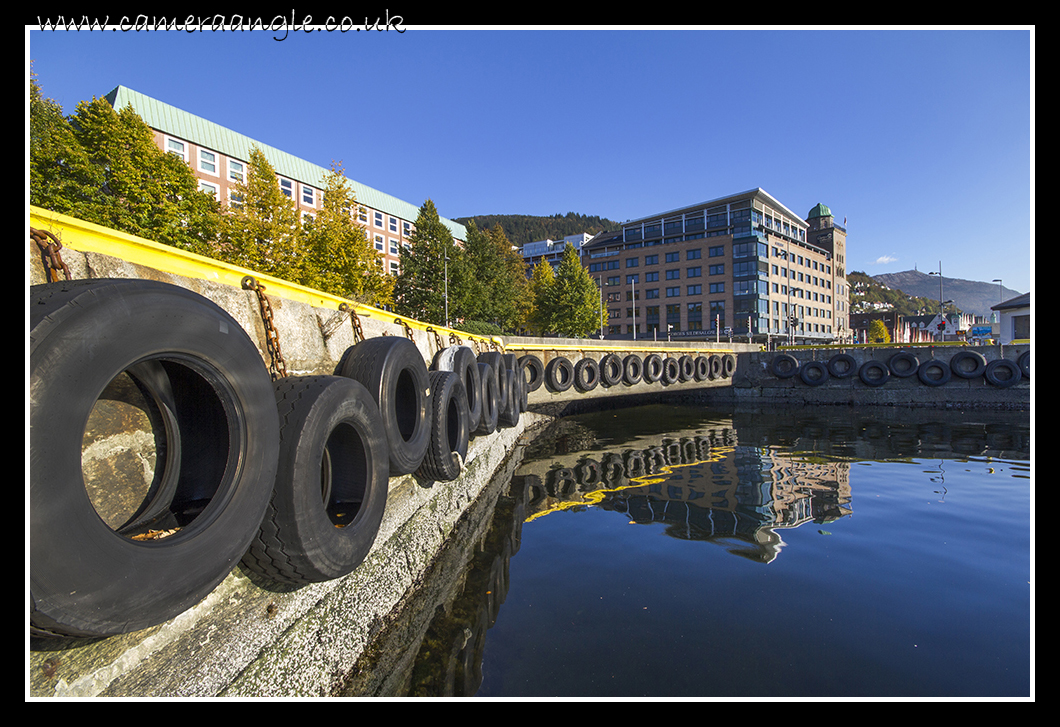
30,279,279,638
574,357,600,392
678,355,695,382
1017,350,1030,379
545,356,574,392
623,354,644,385
770,353,799,379
799,360,830,386
243,375,388,585
827,353,857,379
707,355,722,380
643,354,664,383
340,336,431,476
984,358,1022,388
721,354,736,378
519,354,545,393
858,360,890,387
418,371,470,481
499,367,521,428
508,354,529,414
600,353,624,387
474,362,499,436
949,351,986,379
661,357,681,385
917,359,952,387
694,356,710,381
479,351,509,419
888,352,920,378
432,346,482,434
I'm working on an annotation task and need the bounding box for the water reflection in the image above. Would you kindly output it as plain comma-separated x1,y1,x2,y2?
342,405,1030,697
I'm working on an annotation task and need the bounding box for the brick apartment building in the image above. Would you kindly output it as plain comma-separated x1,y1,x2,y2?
582,189,849,344
103,86,467,278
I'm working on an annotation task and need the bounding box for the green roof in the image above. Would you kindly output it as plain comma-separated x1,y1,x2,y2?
104,86,466,241
807,203,832,219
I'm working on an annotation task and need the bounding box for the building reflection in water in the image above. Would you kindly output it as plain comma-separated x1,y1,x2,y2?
338,407,1029,697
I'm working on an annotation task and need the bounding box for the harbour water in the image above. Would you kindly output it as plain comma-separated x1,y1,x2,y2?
345,404,1032,699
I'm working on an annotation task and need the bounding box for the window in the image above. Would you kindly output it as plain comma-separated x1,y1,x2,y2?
375,211,384,228
198,180,218,197
687,284,702,296
666,287,680,297
403,221,412,236
390,239,399,255
374,234,384,251
666,269,680,280
709,245,725,257
709,264,725,276
645,271,659,282
645,288,660,299
228,189,244,209
198,149,217,175
228,159,244,184
665,252,680,263
165,137,187,161
687,266,701,278
645,254,659,265
302,185,315,207
626,257,639,268
279,178,293,198
687,249,701,260
709,282,725,294
606,276,620,286
627,274,639,285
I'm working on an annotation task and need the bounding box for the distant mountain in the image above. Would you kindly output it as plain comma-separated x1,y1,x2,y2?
872,270,1022,318
453,212,621,248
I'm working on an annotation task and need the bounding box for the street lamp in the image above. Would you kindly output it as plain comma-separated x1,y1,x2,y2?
928,262,944,314
992,279,1003,304
444,253,450,328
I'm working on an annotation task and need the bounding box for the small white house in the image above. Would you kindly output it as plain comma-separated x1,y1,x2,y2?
992,292,1030,344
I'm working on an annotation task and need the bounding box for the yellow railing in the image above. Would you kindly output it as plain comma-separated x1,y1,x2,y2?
29,206,505,350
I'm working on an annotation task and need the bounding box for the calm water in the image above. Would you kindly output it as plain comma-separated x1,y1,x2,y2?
358,405,1032,699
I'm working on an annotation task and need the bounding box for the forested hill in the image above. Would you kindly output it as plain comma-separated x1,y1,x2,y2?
452,213,623,248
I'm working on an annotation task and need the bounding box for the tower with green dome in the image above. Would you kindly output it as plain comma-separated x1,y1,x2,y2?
806,202,849,340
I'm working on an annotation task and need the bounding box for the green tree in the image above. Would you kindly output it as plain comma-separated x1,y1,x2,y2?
868,319,891,344
550,244,605,338
69,95,221,256
394,199,462,326
218,146,302,281
526,260,557,335
461,222,530,332
30,71,105,220
299,162,394,306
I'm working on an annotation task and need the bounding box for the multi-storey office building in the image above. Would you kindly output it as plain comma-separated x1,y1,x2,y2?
582,189,849,344
521,233,592,271
103,86,467,278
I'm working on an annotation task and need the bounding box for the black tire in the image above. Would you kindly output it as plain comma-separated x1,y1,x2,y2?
827,353,857,379
770,353,799,379
799,360,830,386
545,356,574,392
509,354,529,414
643,354,664,383
888,352,919,378
693,355,710,381
949,351,986,379
432,346,482,434
600,353,624,387
30,279,279,637
243,376,389,585
661,357,681,385
478,351,509,418
499,367,521,428
858,360,890,387
984,358,1022,388
339,336,431,476
917,359,952,387
519,354,545,393
418,371,470,481
707,355,722,380
623,354,644,385
474,362,499,436
1017,350,1030,379
721,354,736,378
574,356,600,392
678,355,695,382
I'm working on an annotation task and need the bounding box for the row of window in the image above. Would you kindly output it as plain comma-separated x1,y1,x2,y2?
165,135,414,241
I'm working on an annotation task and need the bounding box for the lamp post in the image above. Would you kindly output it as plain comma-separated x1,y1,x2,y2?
444,253,450,328
929,262,944,315
992,278,1003,304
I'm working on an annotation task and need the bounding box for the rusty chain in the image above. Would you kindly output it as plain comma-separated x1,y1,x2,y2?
338,303,365,343
242,276,288,380
31,227,71,282
395,318,414,341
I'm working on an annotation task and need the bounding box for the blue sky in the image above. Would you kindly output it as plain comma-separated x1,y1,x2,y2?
27,25,1033,294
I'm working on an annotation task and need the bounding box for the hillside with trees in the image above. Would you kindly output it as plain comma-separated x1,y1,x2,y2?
452,212,621,248
849,271,952,317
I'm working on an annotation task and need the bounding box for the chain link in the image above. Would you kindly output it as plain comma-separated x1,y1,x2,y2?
242,276,288,380
339,303,365,343
395,318,415,341
31,227,71,282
